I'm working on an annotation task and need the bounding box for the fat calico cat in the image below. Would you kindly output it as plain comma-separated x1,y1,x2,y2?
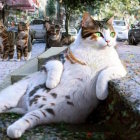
0,13,126,138
45,21,75,50
16,22,32,61
0,21,15,61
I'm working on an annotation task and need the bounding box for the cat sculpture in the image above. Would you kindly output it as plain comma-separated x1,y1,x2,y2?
0,12,126,138
45,21,75,50
0,21,15,61
16,22,32,61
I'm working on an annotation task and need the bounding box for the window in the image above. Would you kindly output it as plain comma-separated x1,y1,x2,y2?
113,21,126,26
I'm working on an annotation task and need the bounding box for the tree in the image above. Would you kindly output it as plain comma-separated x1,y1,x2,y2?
60,0,98,36
60,0,140,36
46,0,56,19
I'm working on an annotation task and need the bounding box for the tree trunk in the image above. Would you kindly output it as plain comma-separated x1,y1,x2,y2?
65,10,70,36
57,0,60,22
2,6,5,24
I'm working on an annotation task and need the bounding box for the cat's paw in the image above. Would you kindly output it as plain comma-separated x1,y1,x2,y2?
45,60,63,89
27,52,31,60
7,124,24,138
24,57,28,61
9,59,14,61
96,74,109,100
16,59,21,62
3,58,8,61
46,80,59,89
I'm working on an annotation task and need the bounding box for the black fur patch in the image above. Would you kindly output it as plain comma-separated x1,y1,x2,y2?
45,108,55,116
67,101,74,106
30,98,38,106
40,110,47,117
39,104,45,108
50,103,55,106
25,119,30,124
29,84,46,97
51,93,57,98
65,95,70,99
31,114,40,120
42,97,47,101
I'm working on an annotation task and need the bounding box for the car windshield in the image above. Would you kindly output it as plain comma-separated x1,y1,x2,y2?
69,31,77,35
30,20,44,25
113,21,126,26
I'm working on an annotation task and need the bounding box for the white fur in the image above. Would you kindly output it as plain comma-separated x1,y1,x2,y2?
27,52,31,60
17,31,28,47
45,60,63,89
0,28,126,138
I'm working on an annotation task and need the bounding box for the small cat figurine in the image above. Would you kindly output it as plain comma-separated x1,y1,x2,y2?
0,12,126,139
16,22,32,61
45,21,75,50
0,21,15,61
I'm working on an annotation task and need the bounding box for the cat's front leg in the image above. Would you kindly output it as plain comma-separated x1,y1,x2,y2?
43,60,63,89
96,66,127,100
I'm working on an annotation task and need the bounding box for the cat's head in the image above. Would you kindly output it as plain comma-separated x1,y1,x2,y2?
18,22,29,32
81,12,116,49
46,22,61,40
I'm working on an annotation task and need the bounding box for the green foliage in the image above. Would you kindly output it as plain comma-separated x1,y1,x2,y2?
90,0,140,19
46,0,56,19
59,0,140,35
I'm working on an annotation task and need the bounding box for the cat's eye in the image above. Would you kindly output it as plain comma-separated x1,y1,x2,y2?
95,32,103,37
110,32,115,37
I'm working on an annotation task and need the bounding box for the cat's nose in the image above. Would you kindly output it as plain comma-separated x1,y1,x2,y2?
106,40,110,43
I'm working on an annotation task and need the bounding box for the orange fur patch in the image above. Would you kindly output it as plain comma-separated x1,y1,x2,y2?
66,48,86,65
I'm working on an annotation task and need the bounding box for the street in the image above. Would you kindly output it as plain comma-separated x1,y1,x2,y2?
0,43,45,84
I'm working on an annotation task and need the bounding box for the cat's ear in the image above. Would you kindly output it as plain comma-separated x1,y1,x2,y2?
26,22,29,27
107,16,114,25
45,22,50,31
82,12,94,28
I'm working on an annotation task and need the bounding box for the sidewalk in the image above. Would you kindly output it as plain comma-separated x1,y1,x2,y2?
0,43,45,84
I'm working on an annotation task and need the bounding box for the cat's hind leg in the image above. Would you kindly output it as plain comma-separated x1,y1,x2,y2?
96,66,127,100
7,109,54,138
0,78,29,113
9,44,15,61
17,45,22,61
3,45,10,61
44,60,63,89
23,46,28,61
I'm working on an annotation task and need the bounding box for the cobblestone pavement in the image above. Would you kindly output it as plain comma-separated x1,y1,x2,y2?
0,43,45,84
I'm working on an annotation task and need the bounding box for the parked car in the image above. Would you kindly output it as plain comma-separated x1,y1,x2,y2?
113,20,129,41
30,19,46,41
61,27,77,39
128,22,140,45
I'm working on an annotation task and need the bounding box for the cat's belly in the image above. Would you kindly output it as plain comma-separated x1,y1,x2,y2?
27,64,98,118
17,40,27,47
